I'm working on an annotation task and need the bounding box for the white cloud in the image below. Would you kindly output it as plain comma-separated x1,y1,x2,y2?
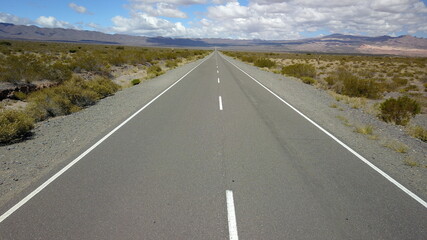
35,16,77,29
207,2,249,19
196,0,427,39
211,0,229,4
133,2,188,18
68,3,88,14
0,12,32,25
111,12,187,36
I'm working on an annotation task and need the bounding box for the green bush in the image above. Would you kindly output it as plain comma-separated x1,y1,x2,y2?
254,58,276,68
0,54,44,83
27,76,119,121
27,88,79,120
12,91,27,100
42,62,73,83
328,67,381,99
301,77,316,85
131,79,141,85
147,65,163,77
379,96,421,125
0,109,34,143
60,77,100,107
241,55,256,63
406,125,427,142
166,60,178,68
86,76,120,97
281,63,316,78
71,53,108,74
0,41,12,46
342,78,380,99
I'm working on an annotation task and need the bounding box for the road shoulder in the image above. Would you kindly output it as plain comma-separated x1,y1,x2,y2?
0,55,210,209
221,53,427,201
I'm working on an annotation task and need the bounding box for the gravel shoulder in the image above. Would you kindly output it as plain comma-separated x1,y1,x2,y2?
221,53,427,201
0,56,209,209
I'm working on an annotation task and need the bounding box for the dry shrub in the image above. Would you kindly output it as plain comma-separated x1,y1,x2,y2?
281,63,316,78
147,65,163,77
406,125,427,142
0,109,34,143
379,96,420,125
254,58,276,68
86,76,120,97
27,76,119,121
329,67,381,99
301,77,316,85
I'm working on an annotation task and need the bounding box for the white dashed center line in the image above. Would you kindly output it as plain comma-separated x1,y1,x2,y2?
219,96,223,110
218,77,220,83
226,190,238,240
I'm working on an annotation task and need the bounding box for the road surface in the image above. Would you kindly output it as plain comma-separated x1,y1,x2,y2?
0,51,426,239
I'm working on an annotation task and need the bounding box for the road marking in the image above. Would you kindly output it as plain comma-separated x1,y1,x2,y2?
218,77,220,83
217,70,219,74
222,55,427,209
226,190,239,240
219,96,223,110
0,55,213,224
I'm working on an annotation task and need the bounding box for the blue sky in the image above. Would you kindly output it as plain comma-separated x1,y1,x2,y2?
1,0,427,40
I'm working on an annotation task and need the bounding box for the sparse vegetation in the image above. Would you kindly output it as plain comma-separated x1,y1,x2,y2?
379,96,421,125
406,125,427,142
328,67,381,99
336,115,352,127
0,40,210,144
301,77,316,85
223,50,427,143
0,109,34,143
223,50,427,113
27,76,119,121
354,125,374,135
131,79,141,85
147,65,163,77
382,139,409,153
403,157,420,167
281,63,316,78
254,58,276,68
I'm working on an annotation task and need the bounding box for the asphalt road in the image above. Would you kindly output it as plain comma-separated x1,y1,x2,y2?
0,51,426,239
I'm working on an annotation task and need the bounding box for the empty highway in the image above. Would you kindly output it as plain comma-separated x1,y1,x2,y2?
0,51,426,239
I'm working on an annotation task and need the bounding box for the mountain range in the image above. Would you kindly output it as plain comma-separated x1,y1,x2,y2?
1,23,427,57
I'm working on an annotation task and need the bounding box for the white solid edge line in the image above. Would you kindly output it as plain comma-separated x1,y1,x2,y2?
219,96,223,110
0,55,212,223
226,190,239,240
222,55,427,209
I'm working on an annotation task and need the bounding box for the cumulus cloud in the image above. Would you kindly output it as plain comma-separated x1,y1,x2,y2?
127,0,207,18
35,16,77,29
109,0,427,39
132,2,188,18
68,3,88,14
198,0,427,39
0,12,32,25
111,12,187,36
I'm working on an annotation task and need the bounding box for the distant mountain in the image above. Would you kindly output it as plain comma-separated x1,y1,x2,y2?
1,23,427,56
